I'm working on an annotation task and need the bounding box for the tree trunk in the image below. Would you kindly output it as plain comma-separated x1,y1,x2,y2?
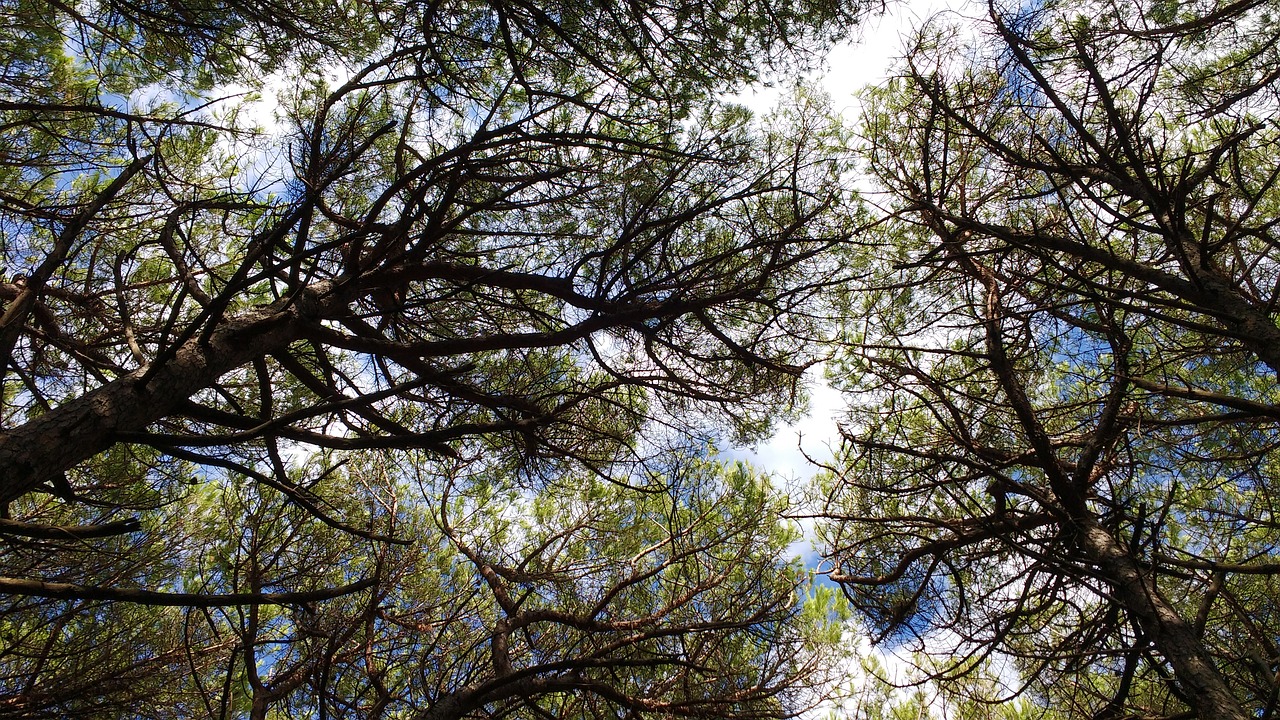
1076,519,1250,720
0,284,337,503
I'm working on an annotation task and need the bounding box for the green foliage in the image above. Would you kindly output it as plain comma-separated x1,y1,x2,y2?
2,450,847,718
820,0,1280,717
0,0,864,717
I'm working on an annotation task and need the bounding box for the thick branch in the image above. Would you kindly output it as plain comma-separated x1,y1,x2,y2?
0,576,375,606
0,283,338,503
0,516,141,540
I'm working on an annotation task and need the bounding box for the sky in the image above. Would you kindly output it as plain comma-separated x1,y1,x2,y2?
732,0,967,114
729,0,969,543
725,1,995,707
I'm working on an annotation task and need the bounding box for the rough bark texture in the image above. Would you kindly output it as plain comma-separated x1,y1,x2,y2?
0,575,374,606
0,282,337,503
1076,520,1250,720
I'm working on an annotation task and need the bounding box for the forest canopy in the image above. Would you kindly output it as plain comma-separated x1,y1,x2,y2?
0,0,859,716
3,0,1280,718
821,0,1280,717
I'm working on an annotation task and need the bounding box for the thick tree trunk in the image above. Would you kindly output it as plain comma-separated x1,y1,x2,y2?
0,270,722,504
0,283,337,504
1076,519,1250,720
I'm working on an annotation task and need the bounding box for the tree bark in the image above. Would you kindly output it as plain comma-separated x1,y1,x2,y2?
0,282,337,503
0,575,374,606
0,516,140,539
1076,519,1250,720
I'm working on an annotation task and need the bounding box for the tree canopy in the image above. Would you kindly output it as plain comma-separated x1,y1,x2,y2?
8,0,1280,717
821,0,1280,717
0,0,861,716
